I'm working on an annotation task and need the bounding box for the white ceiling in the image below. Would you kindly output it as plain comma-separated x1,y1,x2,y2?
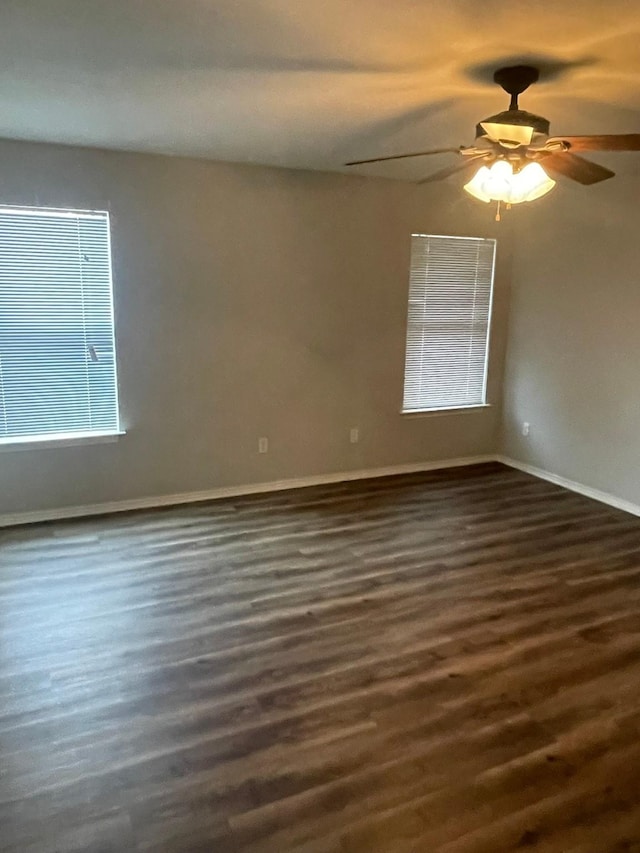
1,0,640,178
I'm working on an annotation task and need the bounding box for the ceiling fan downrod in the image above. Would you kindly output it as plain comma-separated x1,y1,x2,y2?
493,65,540,111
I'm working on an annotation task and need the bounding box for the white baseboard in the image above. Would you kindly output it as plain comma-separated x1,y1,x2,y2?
0,454,495,528
4,453,637,529
496,455,640,518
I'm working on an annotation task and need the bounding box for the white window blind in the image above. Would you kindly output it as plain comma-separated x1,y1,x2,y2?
402,234,496,412
0,205,120,443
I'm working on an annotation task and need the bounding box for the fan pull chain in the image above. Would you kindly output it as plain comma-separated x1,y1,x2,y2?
494,201,513,222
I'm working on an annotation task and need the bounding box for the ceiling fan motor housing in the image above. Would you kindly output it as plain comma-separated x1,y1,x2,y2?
475,109,550,141
477,65,549,144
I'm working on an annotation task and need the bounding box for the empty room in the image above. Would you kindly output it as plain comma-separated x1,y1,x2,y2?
2,1,640,851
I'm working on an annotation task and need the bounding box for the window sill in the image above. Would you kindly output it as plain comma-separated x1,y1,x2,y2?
0,430,126,452
401,404,492,418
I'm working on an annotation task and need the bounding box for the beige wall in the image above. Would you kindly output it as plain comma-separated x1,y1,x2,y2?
0,140,511,517
501,172,640,506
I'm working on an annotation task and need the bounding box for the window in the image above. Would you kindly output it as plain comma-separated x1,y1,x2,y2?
0,205,120,443
402,234,496,413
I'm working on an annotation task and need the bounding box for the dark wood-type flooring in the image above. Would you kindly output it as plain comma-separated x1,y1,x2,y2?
2,462,640,852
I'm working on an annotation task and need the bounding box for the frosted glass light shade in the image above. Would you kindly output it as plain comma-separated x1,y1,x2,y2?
463,166,493,203
514,162,556,201
464,160,556,204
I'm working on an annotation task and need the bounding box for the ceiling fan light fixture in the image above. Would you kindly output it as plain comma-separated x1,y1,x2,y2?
463,160,556,205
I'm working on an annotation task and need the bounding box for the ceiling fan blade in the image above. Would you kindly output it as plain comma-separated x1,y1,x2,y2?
418,156,490,185
345,147,461,166
541,152,615,185
480,122,534,147
547,134,640,152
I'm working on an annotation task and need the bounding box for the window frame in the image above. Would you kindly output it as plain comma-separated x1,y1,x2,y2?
401,233,497,415
0,203,124,449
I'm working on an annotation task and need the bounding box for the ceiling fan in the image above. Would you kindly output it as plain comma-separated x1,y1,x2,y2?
345,65,640,214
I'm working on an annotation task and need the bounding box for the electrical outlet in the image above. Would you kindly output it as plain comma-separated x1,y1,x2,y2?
522,422,530,437
258,437,269,454
350,427,359,444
